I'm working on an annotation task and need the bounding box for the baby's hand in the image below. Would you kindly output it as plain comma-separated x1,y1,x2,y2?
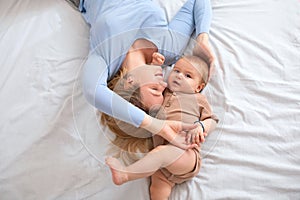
151,52,165,65
186,125,206,146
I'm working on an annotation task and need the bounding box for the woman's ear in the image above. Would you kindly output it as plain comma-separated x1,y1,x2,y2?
124,75,134,89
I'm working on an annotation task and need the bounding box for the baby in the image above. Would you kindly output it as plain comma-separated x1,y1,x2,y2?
106,54,218,200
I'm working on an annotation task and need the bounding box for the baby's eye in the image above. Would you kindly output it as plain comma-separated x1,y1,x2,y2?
185,74,192,78
174,69,180,73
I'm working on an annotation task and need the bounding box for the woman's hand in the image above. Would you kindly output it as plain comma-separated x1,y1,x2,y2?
160,120,199,149
140,115,198,150
193,33,215,79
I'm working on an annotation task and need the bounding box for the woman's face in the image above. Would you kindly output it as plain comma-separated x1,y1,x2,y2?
128,65,167,110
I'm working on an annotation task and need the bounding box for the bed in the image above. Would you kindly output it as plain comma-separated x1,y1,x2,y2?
1,0,300,199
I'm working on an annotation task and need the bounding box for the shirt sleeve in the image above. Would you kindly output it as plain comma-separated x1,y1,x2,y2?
194,0,212,35
199,94,219,123
82,53,146,127
168,0,212,36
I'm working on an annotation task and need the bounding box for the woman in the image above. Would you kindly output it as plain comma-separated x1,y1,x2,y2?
80,0,214,151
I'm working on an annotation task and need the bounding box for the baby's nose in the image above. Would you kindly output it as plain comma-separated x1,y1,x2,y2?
176,72,183,79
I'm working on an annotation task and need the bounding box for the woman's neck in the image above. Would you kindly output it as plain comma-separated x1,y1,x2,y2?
122,39,158,71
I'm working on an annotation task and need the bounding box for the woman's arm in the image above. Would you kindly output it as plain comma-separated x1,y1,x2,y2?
168,0,216,78
194,0,212,35
193,0,215,74
168,0,214,71
140,115,198,149
194,33,215,78
194,0,214,73
168,0,212,36
82,53,145,127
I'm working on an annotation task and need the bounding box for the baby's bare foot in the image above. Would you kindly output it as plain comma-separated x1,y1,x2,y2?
105,157,128,185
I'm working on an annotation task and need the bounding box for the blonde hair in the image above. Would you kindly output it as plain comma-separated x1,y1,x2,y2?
100,67,153,161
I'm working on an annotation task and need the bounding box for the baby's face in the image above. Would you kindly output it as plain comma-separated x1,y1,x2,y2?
167,58,202,93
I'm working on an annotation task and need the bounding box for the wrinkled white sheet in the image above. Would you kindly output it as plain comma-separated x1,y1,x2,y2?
0,0,300,199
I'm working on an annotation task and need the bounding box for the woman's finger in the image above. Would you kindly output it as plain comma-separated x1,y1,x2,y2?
181,123,197,131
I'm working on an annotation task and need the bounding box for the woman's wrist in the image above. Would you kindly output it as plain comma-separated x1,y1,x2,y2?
196,32,209,43
140,115,176,143
140,114,151,128
140,114,165,136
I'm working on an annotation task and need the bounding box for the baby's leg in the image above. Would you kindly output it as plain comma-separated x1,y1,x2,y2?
164,148,197,176
150,170,174,200
105,157,126,185
106,144,185,185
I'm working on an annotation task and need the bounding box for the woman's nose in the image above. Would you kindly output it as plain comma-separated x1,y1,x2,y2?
159,80,167,88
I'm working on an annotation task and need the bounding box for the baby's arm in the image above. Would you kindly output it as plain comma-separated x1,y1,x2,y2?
196,118,217,140
187,117,217,145
150,52,165,65
203,118,217,135
187,94,218,145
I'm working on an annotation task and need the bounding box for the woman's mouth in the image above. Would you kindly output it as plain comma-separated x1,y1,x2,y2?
155,69,163,77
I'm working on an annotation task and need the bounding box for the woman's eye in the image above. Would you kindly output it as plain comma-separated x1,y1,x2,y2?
151,86,160,91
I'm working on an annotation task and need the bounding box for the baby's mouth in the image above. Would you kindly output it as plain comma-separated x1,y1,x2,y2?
173,80,180,86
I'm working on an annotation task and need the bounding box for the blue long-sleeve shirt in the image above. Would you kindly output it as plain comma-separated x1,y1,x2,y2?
80,0,212,127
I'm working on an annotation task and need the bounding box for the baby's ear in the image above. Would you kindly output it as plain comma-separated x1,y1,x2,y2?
196,83,206,93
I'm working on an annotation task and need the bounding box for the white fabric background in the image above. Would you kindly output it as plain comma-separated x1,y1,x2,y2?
0,0,299,199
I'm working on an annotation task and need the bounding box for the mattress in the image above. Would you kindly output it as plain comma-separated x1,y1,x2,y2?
0,0,299,199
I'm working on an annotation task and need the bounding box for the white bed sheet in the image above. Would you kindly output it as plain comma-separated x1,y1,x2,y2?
0,0,300,199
